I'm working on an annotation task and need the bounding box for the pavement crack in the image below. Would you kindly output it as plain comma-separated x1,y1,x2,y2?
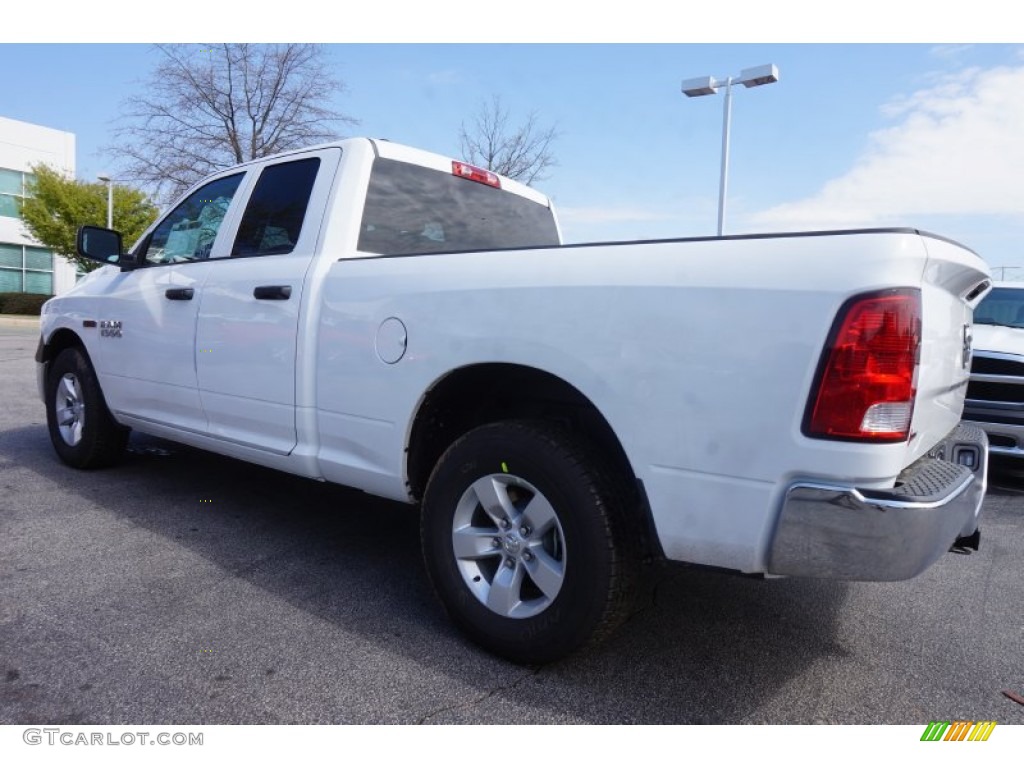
416,664,543,724
621,567,676,628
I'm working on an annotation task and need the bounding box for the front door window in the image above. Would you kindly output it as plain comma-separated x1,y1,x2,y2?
140,174,244,265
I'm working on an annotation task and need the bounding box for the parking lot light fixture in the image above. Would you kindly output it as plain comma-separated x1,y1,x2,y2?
681,64,779,236
97,174,113,230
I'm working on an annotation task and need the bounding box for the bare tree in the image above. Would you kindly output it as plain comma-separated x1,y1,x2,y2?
110,44,355,202
459,96,559,185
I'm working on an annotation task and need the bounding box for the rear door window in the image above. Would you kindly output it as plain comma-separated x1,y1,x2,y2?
231,158,321,257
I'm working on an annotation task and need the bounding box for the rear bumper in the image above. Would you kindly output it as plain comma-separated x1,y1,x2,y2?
768,423,988,581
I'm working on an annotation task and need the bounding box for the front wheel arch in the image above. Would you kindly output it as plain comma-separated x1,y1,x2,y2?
38,327,88,367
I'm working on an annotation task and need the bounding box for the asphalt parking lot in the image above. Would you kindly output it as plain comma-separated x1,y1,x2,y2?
1,322,1022,725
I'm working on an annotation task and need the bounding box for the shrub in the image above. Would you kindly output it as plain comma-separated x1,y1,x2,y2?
0,292,52,316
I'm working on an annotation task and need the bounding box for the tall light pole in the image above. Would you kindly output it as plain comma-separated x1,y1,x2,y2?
97,174,113,229
681,64,779,236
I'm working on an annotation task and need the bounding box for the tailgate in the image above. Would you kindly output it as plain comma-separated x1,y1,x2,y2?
908,235,991,463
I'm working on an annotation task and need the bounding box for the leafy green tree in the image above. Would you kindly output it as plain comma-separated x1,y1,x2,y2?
19,164,159,272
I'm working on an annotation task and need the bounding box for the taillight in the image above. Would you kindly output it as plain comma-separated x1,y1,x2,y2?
804,288,921,442
452,161,501,188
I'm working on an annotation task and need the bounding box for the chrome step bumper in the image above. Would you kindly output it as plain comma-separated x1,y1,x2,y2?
768,423,988,581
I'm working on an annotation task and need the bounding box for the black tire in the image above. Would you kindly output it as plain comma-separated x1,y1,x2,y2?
421,420,638,664
45,347,129,469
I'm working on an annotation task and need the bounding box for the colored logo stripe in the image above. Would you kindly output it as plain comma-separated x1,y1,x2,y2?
944,721,973,741
920,720,996,741
968,722,996,741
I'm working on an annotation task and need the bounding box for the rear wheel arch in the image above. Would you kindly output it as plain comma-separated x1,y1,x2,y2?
406,364,635,497
406,363,664,564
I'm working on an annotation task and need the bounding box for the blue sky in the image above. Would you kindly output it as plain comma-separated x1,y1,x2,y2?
2,11,1022,278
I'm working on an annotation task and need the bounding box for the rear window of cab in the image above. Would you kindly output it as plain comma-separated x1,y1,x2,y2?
358,158,559,256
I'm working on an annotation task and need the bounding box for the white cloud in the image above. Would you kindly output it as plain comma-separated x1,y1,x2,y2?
929,44,974,60
751,64,1024,231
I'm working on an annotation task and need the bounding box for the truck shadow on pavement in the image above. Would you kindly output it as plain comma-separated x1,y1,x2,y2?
9,424,1013,724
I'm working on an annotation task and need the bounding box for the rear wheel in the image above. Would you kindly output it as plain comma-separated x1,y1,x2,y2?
421,420,638,664
45,347,128,469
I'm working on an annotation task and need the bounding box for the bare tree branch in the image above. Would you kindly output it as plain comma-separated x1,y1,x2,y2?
459,95,560,186
107,43,357,204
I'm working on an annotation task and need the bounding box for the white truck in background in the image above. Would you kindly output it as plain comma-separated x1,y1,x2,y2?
964,282,1024,460
36,137,991,663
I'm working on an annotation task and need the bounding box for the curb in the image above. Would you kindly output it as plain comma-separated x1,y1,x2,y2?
0,314,41,329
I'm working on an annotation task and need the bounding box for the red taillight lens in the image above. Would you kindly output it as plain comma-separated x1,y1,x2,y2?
804,288,921,442
452,161,501,188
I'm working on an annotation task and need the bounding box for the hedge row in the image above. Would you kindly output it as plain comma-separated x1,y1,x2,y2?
0,292,52,316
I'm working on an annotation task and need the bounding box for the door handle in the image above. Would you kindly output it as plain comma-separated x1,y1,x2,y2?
165,288,194,301
253,285,292,300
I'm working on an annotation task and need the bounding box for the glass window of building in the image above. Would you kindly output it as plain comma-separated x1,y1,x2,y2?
0,242,55,294
0,168,32,219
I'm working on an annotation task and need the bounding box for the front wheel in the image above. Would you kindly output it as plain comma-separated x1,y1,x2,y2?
45,347,129,469
421,420,638,664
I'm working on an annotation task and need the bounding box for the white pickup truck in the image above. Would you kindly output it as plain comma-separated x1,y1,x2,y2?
964,282,1024,459
37,138,991,663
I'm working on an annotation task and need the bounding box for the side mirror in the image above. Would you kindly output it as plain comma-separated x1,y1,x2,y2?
76,226,135,270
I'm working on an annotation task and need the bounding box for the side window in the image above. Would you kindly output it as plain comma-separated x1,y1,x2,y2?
231,158,320,257
140,174,244,265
